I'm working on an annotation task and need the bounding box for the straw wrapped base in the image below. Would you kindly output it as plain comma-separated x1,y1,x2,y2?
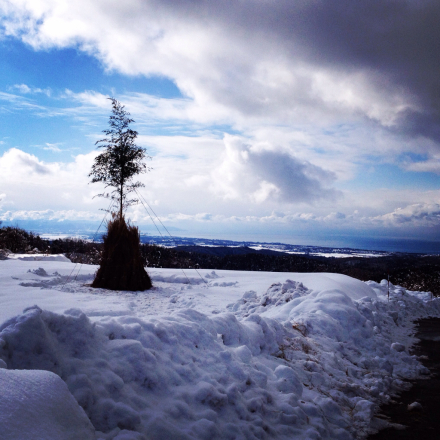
92,217,152,291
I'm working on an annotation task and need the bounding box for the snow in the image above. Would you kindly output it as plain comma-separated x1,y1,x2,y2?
0,368,95,440
1,257,439,440
7,253,71,262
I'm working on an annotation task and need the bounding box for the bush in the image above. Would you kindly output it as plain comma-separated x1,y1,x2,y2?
0,226,46,253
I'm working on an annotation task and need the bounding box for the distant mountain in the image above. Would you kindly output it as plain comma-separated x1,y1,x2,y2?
140,235,391,258
174,245,285,257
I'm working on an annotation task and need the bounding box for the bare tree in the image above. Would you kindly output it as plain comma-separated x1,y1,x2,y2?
89,98,150,218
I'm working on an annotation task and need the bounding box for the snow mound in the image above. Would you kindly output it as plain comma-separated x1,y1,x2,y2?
0,368,95,440
227,280,311,317
2,277,440,440
8,253,71,262
204,271,221,279
2,262,440,440
151,272,207,285
19,272,93,289
28,267,50,276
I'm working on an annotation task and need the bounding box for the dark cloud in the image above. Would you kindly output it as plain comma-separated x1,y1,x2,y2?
249,149,339,203
213,136,340,204
19,154,51,174
287,0,440,141
158,0,440,142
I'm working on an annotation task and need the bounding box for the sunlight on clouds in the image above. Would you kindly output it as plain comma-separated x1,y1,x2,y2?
0,148,100,211
403,156,440,174
0,209,102,222
372,204,440,228
9,83,51,96
43,143,62,152
0,148,52,175
311,70,417,127
0,1,439,241
252,181,280,204
0,0,421,133
210,135,340,204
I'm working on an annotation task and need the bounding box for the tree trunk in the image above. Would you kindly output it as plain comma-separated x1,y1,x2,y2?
119,184,123,220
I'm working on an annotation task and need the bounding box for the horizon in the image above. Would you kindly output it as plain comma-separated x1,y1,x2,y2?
2,220,439,255
1,1,439,248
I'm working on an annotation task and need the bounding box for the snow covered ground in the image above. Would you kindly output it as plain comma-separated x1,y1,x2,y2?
1,255,439,440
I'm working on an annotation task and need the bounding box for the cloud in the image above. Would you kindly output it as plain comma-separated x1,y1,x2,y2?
0,209,102,222
0,148,102,213
9,84,51,96
210,135,340,204
2,0,439,144
1,0,439,244
403,156,440,174
130,204,440,231
0,148,51,175
43,143,62,153
0,90,45,111
2,1,439,191
371,203,440,228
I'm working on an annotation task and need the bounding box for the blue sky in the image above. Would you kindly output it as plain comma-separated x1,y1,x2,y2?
0,0,439,251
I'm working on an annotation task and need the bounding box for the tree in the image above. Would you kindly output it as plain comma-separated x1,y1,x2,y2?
89,98,150,219
89,98,152,291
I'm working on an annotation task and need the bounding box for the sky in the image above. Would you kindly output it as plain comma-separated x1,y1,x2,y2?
0,0,439,251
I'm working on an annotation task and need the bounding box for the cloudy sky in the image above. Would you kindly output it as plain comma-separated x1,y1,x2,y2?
0,0,439,249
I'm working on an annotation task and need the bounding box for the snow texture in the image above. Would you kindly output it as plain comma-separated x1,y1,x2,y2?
0,258,439,439
0,368,95,440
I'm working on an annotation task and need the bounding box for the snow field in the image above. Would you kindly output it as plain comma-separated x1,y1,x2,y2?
1,257,440,439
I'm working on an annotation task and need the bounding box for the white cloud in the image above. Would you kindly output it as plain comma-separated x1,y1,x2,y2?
0,148,52,175
43,143,62,152
210,135,340,204
0,148,101,212
371,204,440,228
0,209,102,221
9,83,51,96
0,0,421,134
130,204,440,231
0,1,439,242
63,89,110,109
403,156,440,174
10,84,31,94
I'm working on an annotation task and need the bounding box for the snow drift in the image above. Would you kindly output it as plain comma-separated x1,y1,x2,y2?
0,262,440,439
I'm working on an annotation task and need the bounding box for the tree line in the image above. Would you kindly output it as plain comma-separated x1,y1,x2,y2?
1,225,439,295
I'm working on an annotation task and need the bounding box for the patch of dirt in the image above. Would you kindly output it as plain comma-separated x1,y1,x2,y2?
368,318,440,439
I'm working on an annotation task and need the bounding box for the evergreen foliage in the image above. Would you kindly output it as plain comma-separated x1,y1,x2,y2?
0,226,46,253
89,98,150,219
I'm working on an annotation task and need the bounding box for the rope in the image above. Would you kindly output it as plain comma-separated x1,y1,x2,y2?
62,199,114,290
72,263,83,283
61,263,79,290
134,189,207,286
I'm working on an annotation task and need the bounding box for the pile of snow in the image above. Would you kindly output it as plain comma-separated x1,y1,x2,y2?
0,368,95,440
0,260,440,440
6,253,71,262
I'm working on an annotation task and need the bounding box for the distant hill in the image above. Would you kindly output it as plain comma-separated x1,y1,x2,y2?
174,245,285,257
